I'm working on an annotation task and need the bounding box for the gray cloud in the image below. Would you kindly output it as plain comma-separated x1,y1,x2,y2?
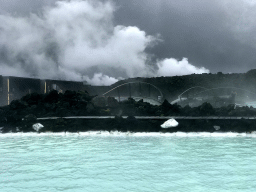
0,0,56,15
1,1,256,74
113,0,256,73
0,0,209,85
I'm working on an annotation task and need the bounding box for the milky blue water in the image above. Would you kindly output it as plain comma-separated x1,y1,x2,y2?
1,132,256,192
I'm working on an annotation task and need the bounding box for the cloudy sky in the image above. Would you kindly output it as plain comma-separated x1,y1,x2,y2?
0,0,256,85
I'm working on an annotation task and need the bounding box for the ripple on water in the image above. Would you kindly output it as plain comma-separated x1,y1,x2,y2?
1,132,256,192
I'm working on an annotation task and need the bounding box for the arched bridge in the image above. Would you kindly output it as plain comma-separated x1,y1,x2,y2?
171,86,256,107
102,82,164,105
171,86,208,104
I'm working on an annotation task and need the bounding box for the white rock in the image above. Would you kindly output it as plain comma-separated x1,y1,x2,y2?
213,125,220,131
160,119,179,128
32,123,44,132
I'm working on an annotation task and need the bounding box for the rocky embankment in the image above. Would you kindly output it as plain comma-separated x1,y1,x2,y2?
1,90,256,133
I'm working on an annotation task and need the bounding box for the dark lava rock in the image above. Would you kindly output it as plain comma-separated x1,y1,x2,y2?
161,99,172,109
10,100,27,110
86,102,95,113
21,92,43,106
44,90,60,103
2,89,256,133
92,97,106,107
24,114,37,123
199,102,215,116
107,97,119,108
161,99,178,115
64,90,77,99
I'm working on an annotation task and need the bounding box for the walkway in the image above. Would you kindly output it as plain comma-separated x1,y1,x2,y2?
37,116,256,120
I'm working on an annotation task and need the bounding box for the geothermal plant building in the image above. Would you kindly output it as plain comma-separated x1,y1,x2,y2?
0,75,109,106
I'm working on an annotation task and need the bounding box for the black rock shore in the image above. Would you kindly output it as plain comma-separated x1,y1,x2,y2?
1,90,256,133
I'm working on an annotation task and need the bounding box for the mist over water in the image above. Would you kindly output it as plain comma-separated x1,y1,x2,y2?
0,0,209,85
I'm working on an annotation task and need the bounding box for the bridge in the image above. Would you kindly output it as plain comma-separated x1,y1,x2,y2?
171,86,256,107
95,83,256,108
101,82,164,105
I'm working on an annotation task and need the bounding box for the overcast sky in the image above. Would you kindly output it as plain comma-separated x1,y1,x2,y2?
0,0,256,84
113,0,256,74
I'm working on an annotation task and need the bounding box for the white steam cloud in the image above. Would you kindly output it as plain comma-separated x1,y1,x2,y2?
0,0,209,85
84,73,123,86
157,58,209,76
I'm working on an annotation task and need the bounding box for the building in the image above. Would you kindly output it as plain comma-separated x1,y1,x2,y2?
0,75,110,106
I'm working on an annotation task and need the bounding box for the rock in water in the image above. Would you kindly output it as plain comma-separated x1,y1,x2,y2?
160,119,179,128
32,123,44,132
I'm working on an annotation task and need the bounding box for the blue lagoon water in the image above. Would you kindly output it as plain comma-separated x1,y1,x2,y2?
1,132,256,192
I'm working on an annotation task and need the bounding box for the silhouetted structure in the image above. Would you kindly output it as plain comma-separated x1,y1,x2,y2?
0,75,110,106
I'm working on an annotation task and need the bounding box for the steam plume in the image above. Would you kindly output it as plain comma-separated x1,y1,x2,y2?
157,58,209,76
0,0,209,85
